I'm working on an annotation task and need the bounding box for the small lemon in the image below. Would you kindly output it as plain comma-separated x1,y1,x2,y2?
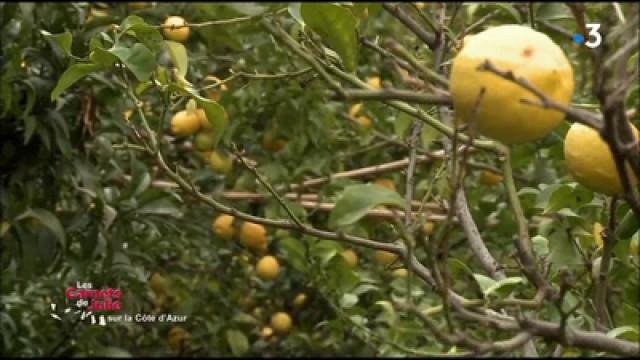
373,178,396,192
163,16,190,43
480,170,503,186
375,250,399,266
355,115,372,128
450,25,574,144
212,214,235,240
239,222,267,251
168,326,188,351
256,255,280,281
349,103,363,117
341,249,358,268
208,151,233,174
422,221,435,236
392,268,409,278
150,272,166,295
270,312,292,334
170,110,201,136
592,222,604,249
260,326,274,338
367,76,381,89
292,293,307,308
564,122,639,195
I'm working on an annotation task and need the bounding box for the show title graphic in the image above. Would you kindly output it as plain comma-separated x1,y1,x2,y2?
66,282,122,312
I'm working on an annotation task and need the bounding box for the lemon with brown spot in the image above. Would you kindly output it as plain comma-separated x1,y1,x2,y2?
564,122,639,195
256,255,280,281
450,25,574,144
212,214,235,240
480,170,503,186
163,16,190,43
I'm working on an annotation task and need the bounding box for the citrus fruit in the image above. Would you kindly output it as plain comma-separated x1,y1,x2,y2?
150,272,166,295
260,326,274,338
208,151,233,174
564,122,639,195
262,134,288,153
127,2,148,10
163,16,190,43
367,76,381,89
415,2,427,10
193,130,216,152
375,250,399,266
196,109,211,130
354,115,372,128
592,222,604,249
341,249,358,268
212,214,235,240
349,103,363,117
392,268,409,278
270,312,292,334
374,178,396,192
170,110,201,136
239,222,267,251
480,170,503,186
256,255,280,281
292,293,307,308
450,24,574,144
422,221,435,236
168,326,188,350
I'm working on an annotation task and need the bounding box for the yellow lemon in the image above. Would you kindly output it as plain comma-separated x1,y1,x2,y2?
270,312,292,334
480,170,503,186
170,110,201,136
292,293,307,308
564,122,639,195
349,103,363,117
239,222,267,251
341,249,358,268
256,255,280,281
163,16,190,43
367,76,381,89
196,109,211,130
450,25,574,144
168,326,188,350
422,221,435,236
593,222,604,249
392,268,409,278
355,115,372,128
373,178,396,192
375,250,399,266
260,326,274,338
212,214,235,240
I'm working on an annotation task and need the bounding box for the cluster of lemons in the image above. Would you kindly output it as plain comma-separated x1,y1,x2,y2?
449,24,638,196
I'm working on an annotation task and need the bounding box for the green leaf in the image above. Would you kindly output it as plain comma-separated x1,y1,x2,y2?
109,43,156,81
41,30,72,57
606,326,639,342
16,208,66,248
301,3,359,72
536,3,573,21
98,347,132,358
280,237,308,273
164,40,188,78
472,273,497,295
548,230,581,268
288,3,305,26
329,184,405,228
226,329,249,356
485,277,525,298
616,209,640,239
51,63,105,100
340,293,359,309
89,46,118,67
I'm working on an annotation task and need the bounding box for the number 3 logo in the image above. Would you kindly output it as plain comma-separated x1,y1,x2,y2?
585,23,602,49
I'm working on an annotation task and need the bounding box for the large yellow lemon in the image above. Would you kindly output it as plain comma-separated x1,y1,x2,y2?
564,122,639,195
163,16,190,43
212,214,235,240
270,312,292,334
170,110,201,136
450,25,574,144
239,222,267,251
256,255,280,281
